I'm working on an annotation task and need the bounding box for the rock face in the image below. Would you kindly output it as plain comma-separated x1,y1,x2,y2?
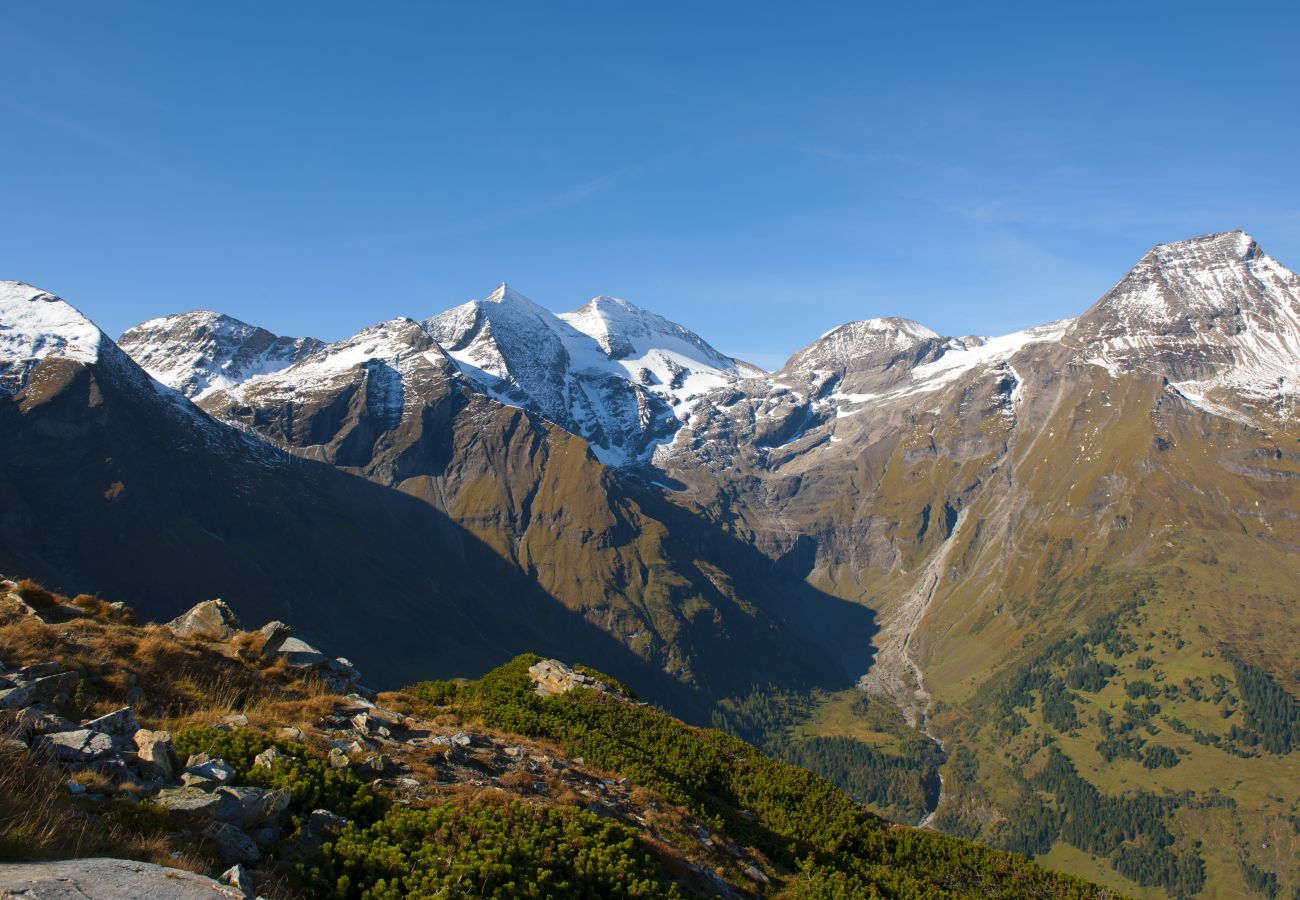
0,857,246,898
165,600,241,641
118,310,323,401
528,658,618,698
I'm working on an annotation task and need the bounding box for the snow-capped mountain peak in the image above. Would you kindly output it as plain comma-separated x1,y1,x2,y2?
560,295,736,368
118,310,323,400
0,281,103,392
1071,231,1300,409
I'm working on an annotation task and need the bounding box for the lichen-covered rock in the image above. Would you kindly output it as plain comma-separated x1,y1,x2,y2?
39,728,114,762
0,857,246,898
154,785,226,825
165,599,240,640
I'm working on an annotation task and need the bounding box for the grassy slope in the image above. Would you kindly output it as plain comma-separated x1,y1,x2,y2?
0,584,1116,898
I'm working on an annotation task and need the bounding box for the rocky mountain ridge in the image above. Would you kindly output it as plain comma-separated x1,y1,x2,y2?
4,230,1299,897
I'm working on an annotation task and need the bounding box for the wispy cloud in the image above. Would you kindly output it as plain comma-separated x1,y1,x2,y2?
1,99,182,180
355,154,679,245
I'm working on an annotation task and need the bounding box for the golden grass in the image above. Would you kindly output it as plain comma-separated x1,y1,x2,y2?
0,738,206,870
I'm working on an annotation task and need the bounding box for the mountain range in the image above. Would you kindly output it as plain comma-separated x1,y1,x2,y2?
3,230,1298,898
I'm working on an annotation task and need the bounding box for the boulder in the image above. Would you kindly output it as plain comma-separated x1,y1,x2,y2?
307,809,349,834
215,785,290,827
83,707,139,737
134,729,180,780
184,753,236,784
252,746,286,769
204,821,260,865
0,858,247,898
327,747,349,769
154,786,226,825
256,620,292,656
29,670,79,705
39,728,114,762
18,661,63,679
0,682,35,709
165,599,240,641
16,706,77,736
218,863,254,897
528,658,615,698
273,636,327,668
279,808,348,862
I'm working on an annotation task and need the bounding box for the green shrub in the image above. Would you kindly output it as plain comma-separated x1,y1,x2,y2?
298,798,679,899
173,727,383,825
404,679,460,706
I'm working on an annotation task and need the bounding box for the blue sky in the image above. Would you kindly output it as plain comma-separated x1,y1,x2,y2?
3,2,1297,369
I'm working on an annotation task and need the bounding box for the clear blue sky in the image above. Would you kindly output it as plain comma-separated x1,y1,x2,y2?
3,2,1297,369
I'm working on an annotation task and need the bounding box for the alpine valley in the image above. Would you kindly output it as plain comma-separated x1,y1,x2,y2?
3,230,1298,898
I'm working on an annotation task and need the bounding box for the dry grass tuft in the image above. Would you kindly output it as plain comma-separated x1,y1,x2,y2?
0,738,206,870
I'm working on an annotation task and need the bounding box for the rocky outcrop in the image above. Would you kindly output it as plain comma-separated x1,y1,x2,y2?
528,658,619,699
165,600,241,641
0,858,246,898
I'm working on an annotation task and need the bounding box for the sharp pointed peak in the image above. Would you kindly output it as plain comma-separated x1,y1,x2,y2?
1142,230,1260,265
484,282,538,306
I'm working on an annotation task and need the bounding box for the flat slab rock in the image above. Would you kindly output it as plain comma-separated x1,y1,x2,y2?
0,857,245,898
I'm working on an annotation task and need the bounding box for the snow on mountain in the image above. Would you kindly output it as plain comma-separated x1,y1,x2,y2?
0,281,103,392
214,316,454,427
1071,231,1300,413
559,295,759,411
119,311,324,400
426,284,753,465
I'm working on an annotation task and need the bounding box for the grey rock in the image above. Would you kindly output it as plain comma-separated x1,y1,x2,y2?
215,785,291,827
82,706,138,737
279,809,349,863
134,728,180,780
0,857,246,898
165,599,241,641
154,786,226,825
0,682,35,709
18,661,63,679
29,671,78,705
185,753,236,784
204,821,260,865
39,728,114,762
218,864,253,897
252,746,285,769
273,636,327,668
307,808,349,835
256,620,292,656
16,706,77,736
327,747,349,768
